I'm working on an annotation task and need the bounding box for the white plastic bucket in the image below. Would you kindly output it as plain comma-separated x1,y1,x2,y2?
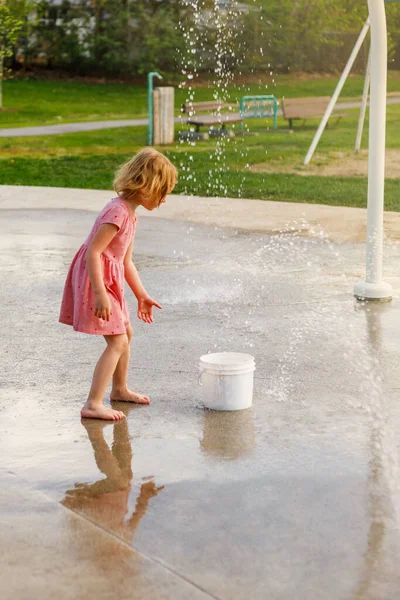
199,352,255,411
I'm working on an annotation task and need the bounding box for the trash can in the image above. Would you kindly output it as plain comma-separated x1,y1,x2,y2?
153,87,174,145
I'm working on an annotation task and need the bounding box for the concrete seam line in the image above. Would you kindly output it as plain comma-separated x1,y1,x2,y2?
3,470,220,599
60,503,222,600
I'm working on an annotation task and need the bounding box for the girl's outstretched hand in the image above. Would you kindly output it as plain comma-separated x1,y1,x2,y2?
137,295,162,323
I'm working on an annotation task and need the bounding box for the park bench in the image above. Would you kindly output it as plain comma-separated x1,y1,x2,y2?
282,97,332,129
180,100,243,140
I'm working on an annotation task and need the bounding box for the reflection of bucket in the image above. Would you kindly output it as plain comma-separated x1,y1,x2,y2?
199,352,255,411
201,409,255,459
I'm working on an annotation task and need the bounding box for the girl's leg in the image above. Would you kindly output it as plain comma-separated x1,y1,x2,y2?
83,420,121,479
110,324,133,392
110,324,150,405
81,333,129,420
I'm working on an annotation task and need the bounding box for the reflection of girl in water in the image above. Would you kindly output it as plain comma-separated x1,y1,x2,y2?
62,417,163,542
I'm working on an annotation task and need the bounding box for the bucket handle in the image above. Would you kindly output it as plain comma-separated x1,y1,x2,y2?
198,368,204,386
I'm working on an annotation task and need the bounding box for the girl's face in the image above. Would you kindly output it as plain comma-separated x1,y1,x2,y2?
157,195,167,208
142,195,166,211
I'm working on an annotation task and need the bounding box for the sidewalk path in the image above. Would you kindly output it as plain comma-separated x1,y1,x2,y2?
2,96,400,137
0,117,149,138
0,116,187,138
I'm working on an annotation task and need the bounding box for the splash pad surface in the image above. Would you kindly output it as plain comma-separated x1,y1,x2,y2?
2,186,400,599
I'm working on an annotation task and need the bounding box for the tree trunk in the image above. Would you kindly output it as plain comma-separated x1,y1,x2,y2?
0,51,3,110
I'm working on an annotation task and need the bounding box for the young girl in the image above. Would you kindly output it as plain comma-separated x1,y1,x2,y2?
59,148,178,421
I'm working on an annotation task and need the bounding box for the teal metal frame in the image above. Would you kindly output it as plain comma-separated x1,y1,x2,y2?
239,95,278,129
147,71,162,146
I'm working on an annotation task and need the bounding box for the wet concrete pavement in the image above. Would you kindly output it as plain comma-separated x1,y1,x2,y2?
2,186,400,599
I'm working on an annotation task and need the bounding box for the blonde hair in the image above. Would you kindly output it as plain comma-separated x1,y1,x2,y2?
114,148,177,205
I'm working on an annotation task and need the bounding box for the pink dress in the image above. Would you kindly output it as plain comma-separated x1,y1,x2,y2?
59,197,137,335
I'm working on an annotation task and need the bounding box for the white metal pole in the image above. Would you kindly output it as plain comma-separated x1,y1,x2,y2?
354,0,392,301
355,47,371,154
304,18,370,166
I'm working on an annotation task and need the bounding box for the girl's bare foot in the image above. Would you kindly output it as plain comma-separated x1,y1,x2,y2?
81,401,126,420
110,388,151,405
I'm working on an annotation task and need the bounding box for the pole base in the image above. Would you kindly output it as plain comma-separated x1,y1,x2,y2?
354,280,392,302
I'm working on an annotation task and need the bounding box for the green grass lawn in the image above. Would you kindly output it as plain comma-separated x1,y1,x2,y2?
2,150,378,209
0,80,148,128
1,75,400,210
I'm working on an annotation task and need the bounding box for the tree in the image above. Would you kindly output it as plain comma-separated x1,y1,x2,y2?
24,0,192,77
236,0,370,73
33,0,91,72
6,0,35,69
0,1,23,108
129,0,193,75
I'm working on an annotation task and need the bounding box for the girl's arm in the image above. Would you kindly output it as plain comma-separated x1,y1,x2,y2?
86,224,118,321
124,240,162,323
123,238,147,299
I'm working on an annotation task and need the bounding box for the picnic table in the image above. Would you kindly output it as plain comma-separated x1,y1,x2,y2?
180,101,243,139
